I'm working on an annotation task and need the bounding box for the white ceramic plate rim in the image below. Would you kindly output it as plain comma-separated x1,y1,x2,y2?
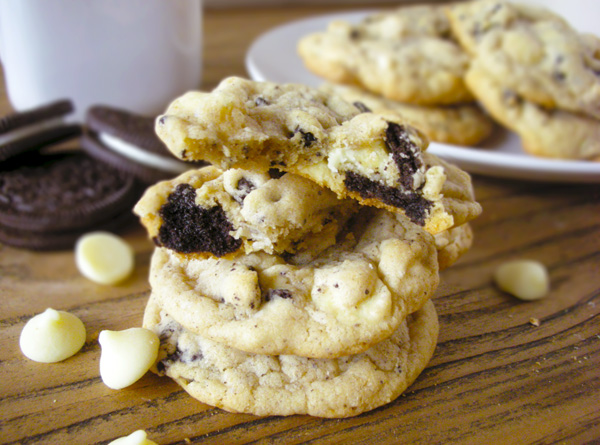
245,10,600,184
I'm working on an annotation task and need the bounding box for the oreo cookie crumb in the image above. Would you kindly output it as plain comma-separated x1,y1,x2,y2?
294,127,318,147
236,177,256,200
384,123,422,190
344,171,431,225
264,288,293,302
157,184,242,256
255,97,270,106
353,101,372,113
157,346,183,374
268,168,285,179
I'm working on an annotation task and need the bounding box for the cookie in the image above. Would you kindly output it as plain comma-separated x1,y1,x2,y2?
0,151,138,250
445,0,565,55
148,205,439,358
134,166,358,258
320,83,494,146
297,5,473,105
156,77,482,234
465,62,600,160
0,100,81,162
143,296,439,418
446,0,600,119
82,105,204,184
434,223,473,270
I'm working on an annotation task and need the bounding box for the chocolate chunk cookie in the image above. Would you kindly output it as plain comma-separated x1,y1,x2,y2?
147,206,439,358
143,296,439,418
134,166,358,258
447,0,600,119
465,62,600,160
156,77,482,234
320,83,494,146
298,5,473,105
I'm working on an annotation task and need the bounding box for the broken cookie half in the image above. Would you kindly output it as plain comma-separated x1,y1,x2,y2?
156,77,481,234
134,165,358,258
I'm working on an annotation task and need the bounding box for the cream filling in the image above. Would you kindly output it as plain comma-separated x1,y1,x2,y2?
99,132,191,174
0,117,67,146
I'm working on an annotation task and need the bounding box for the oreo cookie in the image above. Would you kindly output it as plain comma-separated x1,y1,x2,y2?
0,151,139,250
0,100,81,161
0,103,140,251
82,105,205,184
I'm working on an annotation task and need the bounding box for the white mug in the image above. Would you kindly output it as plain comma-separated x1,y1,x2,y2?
0,0,203,120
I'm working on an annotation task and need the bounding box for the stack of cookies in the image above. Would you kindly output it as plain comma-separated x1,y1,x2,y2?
298,0,600,161
134,77,481,417
298,4,495,148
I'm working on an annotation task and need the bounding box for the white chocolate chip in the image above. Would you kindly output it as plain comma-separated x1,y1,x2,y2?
311,259,391,323
99,328,159,390
19,308,86,363
494,260,549,301
108,430,158,445
75,232,134,285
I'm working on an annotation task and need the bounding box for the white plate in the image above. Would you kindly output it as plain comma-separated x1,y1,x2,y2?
245,11,600,184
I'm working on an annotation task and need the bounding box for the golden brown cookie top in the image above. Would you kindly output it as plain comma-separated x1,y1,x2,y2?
447,0,600,119
157,77,481,234
143,297,439,418
297,5,473,105
148,206,439,358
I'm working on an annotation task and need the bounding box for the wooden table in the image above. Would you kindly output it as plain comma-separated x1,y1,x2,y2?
1,6,599,444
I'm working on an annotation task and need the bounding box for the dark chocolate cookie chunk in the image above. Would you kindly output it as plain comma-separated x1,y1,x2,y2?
155,183,242,256
0,100,81,162
0,151,139,250
83,105,205,184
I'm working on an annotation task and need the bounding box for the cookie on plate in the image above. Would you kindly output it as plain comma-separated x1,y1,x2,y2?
446,0,600,119
445,0,565,55
156,77,482,234
298,5,473,105
134,166,358,258
320,83,494,146
465,62,600,160
143,296,439,418
147,205,439,358
0,99,81,162
82,105,204,184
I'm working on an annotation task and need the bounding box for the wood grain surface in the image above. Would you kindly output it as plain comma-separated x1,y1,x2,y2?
1,5,599,445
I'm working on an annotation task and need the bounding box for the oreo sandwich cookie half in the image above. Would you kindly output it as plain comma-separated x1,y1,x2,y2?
0,151,139,251
0,100,81,162
82,105,205,184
